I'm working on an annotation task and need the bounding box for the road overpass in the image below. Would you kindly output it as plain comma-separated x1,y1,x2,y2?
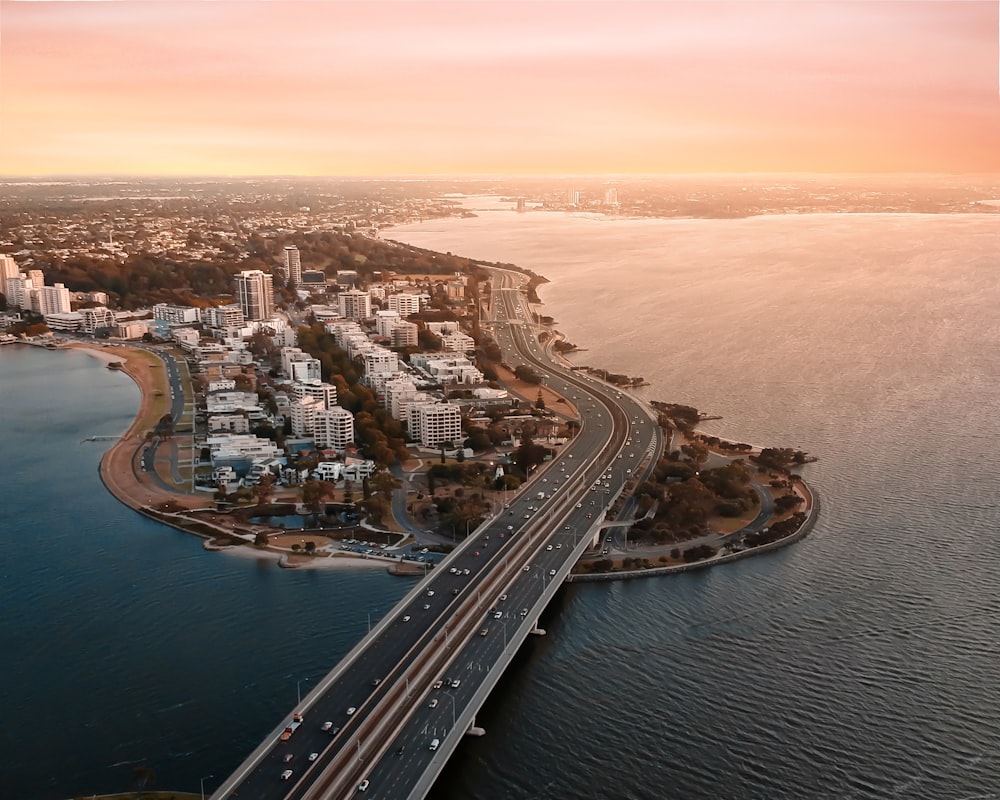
213,267,663,800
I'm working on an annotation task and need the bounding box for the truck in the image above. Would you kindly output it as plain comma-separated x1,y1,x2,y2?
536,491,546,500
279,713,304,741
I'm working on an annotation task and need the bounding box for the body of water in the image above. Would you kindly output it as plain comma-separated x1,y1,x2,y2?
391,209,1000,800
3,205,1000,799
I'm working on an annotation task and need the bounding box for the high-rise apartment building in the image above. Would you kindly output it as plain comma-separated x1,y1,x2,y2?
337,289,372,320
235,270,274,321
284,246,302,287
40,283,71,315
0,255,18,286
387,293,421,317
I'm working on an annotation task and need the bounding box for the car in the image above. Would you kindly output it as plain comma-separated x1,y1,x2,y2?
522,565,530,572
506,525,514,531
549,569,556,577
451,679,461,688
420,547,429,554
473,551,480,557
449,567,458,574
429,738,440,751
605,535,612,542
426,589,435,597
372,678,382,687
546,544,553,551
283,753,294,763
462,568,470,575
402,615,411,622
346,706,357,715
564,525,572,530
524,514,531,519
321,721,334,731
494,610,503,619
556,543,562,549
520,607,529,616
433,680,443,689
308,752,319,762
358,779,370,792
602,548,610,555
499,593,507,601
586,513,593,519
451,588,460,595
479,628,489,637
576,503,582,508
281,769,293,780
429,698,439,708
423,603,431,610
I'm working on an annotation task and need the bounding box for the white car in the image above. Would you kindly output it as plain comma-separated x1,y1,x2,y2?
308,752,319,762
321,721,334,731
358,779,370,792
281,770,293,781
346,706,357,715
549,569,556,576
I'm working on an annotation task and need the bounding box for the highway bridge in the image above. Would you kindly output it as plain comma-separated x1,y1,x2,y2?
213,267,664,800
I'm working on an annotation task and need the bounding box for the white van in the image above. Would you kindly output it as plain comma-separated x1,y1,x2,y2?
429,738,440,751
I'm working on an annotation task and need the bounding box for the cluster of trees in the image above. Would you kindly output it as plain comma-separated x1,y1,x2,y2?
295,324,407,465
652,402,702,433
629,460,758,543
743,512,807,547
752,447,812,471
513,364,542,385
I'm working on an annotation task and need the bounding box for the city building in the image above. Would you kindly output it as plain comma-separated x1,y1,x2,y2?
408,401,463,448
292,379,337,410
201,304,246,329
390,321,419,348
313,406,355,451
234,270,274,321
0,255,19,286
387,293,421,317
40,283,71,315
337,288,372,320
154,304,200,325
283,246,302,287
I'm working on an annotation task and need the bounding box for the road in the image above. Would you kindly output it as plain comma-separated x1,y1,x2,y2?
212,267,663,800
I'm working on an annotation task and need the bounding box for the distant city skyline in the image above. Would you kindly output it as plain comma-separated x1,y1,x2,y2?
2,1,999,176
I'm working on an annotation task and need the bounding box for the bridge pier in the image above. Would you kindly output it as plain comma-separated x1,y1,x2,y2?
530,621,546,635
467,715,486,736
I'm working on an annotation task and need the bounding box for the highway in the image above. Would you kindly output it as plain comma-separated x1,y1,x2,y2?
213,267,663,800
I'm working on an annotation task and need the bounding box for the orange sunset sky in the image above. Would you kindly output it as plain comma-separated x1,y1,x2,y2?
1,0,999,176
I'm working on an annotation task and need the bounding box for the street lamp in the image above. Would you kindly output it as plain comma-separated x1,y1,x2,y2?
200,774,213,800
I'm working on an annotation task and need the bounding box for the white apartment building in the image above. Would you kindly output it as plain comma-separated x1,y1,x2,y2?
325,321,366,348
337,289,372,320
172,328,201,351
408,402,463,448
313,406,355,451
207,434,282,463
208,379,237,392
208,415,250,434
206,389,261,414
153,304,200,325
390,321,419,348
410,354,483,385
363,348,399,377
292,380,337,410
201,304,245,329
440,331,476,353
0,255,18,286
425,321,460,336
387,293,421,317
375,310,401,337
40,283,71,315
5,275,32,309
44,312,82,332
290,396,323,437
280,347,322,382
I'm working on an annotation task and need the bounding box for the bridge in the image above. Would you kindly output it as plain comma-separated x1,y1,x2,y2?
213,268,664,800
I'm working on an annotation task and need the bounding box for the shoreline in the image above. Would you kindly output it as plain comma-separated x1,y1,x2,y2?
54,242,816,578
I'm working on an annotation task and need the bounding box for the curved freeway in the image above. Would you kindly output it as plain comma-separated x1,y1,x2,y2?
212,268,663,800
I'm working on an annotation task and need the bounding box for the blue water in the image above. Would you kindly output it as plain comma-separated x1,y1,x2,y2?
0,347,409,799
5,207,1000,799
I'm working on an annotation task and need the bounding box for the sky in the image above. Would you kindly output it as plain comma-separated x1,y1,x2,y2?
1,0,999,176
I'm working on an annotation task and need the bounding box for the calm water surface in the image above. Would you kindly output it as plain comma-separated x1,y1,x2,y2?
3,206,1000,799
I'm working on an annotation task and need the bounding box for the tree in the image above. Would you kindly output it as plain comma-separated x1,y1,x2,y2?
681,441,709,468
535,390,545,410
252,473,275,506
304,540,316,553
255,530,270,546
301,479,333,515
